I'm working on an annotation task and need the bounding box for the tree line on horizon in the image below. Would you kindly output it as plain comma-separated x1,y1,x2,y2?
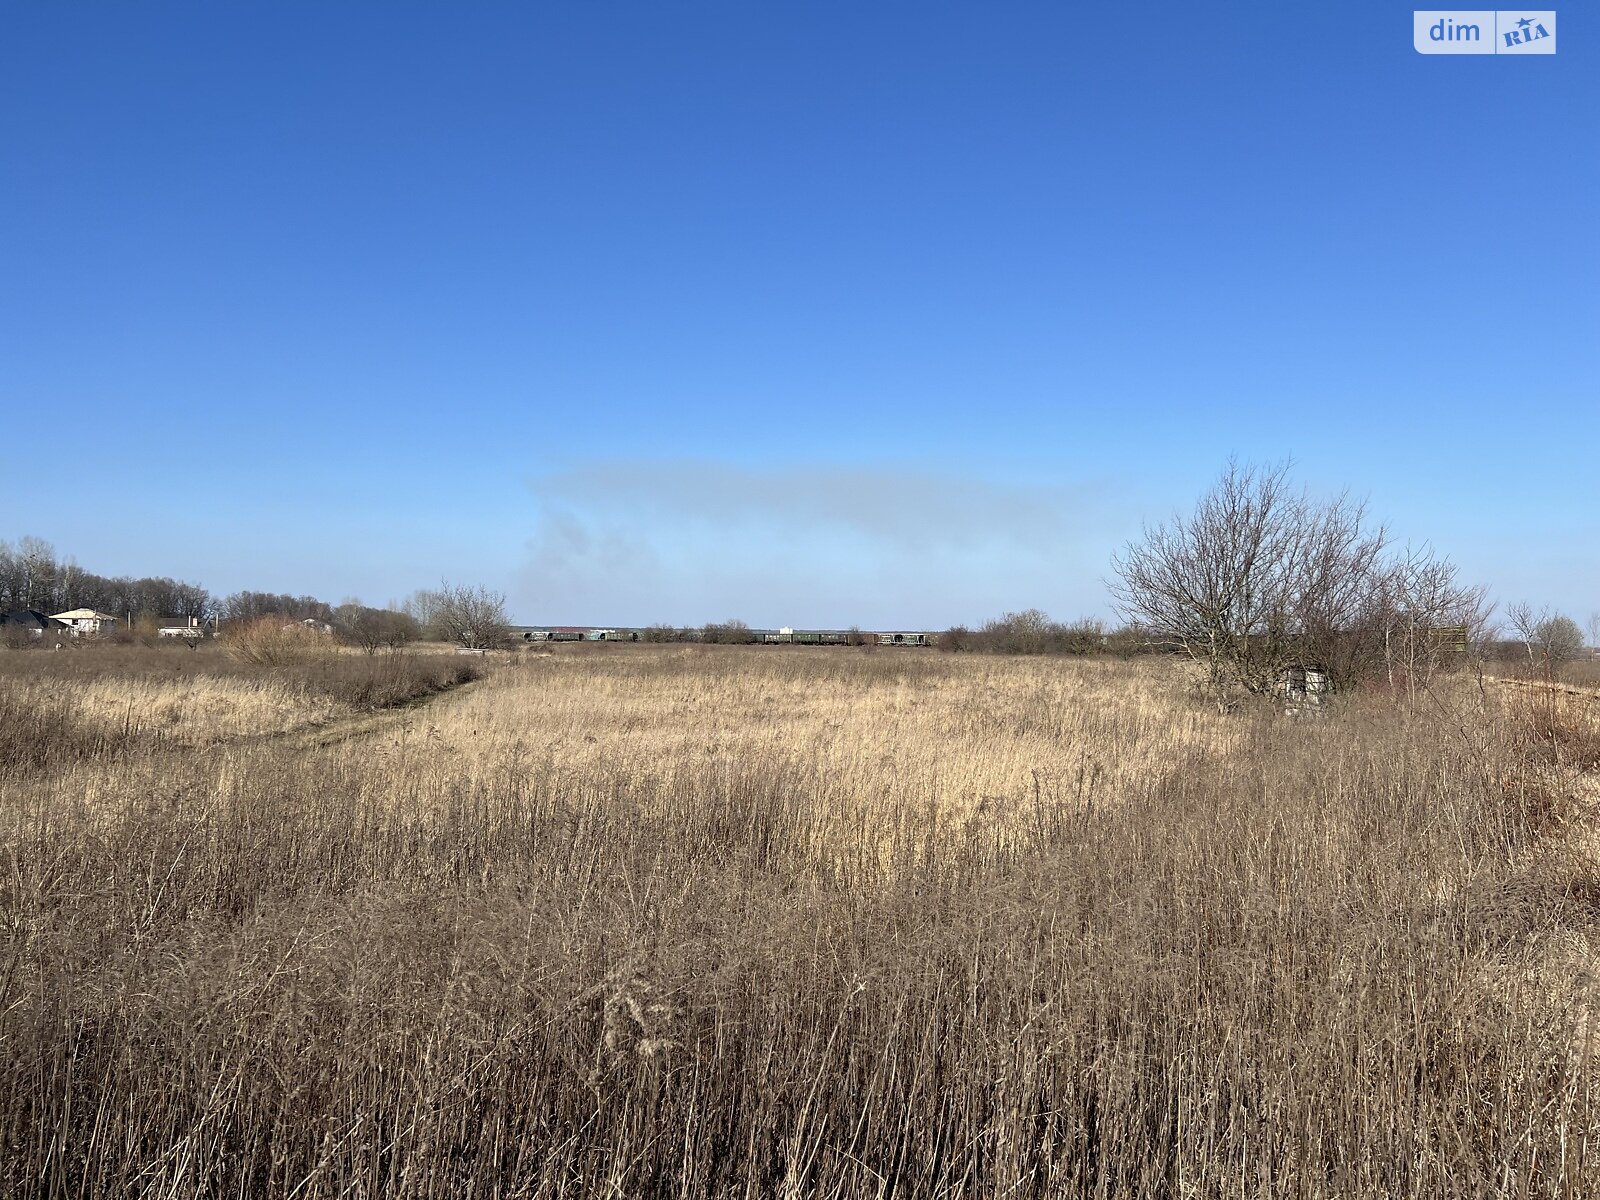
653,461,1596,703
0,537,515,653
0,536,209,622
6,472,1595,680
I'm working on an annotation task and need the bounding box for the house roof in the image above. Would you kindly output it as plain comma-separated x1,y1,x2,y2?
2,609,69,629
50,609,121,621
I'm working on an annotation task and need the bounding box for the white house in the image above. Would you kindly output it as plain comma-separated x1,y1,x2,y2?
50,608,122,636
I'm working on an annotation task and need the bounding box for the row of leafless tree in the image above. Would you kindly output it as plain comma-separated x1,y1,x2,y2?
939,611,1126,656
0,536,209,618
219,587,510,653
0,536,519,652
12,476,1591,674
218,591,335,624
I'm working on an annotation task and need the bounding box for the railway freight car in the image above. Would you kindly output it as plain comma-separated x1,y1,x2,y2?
761,629,855,645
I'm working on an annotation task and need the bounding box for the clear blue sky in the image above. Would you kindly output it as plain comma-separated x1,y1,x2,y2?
3,3,1594,627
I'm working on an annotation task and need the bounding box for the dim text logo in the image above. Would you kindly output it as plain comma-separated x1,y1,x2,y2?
1414,11,1556,53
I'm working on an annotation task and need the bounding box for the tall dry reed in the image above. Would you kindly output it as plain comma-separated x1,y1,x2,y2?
1,647,1596,1197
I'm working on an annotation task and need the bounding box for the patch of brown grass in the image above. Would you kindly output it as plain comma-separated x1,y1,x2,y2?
0,645,481,762
0,647,1595,1197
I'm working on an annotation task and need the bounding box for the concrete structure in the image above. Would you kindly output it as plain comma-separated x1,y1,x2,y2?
1282,664,1331,715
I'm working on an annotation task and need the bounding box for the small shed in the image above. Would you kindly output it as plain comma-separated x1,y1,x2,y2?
1281,664,1331,715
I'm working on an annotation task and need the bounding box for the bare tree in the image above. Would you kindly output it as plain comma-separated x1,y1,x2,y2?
402,588,448,636
1536,614,1585,669
1109,460,1388,701
220,591,332,625
1541,616,1586,665
1588,610,1600,654
1505,604,1584,676
434,583,511,650
982,609,1055,655
12,536,59,610
336,602,421,654
701,619,753,645
1505,602,1541,668
1368,545,1492,708
978,610,1107,655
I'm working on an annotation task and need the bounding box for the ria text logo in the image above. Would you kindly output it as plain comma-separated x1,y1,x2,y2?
1414,11,1556,53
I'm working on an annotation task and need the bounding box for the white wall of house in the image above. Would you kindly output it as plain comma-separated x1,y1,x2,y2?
49,611,121,636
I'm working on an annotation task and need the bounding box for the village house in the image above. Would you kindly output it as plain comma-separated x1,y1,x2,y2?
1,609,70,639
50,608,123,636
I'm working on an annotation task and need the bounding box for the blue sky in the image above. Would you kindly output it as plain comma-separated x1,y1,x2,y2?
2,3,1594,627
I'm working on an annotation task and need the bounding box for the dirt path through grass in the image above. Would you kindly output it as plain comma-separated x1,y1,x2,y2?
1493,675,1600,703
242,671,486,751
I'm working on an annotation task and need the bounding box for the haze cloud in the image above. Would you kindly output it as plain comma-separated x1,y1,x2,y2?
528,460,1083,547
517,460,1114,627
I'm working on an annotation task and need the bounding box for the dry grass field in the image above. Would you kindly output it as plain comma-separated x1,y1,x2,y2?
4,643,1600,1197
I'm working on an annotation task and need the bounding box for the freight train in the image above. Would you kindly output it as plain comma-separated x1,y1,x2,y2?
512,627,930,646
517,627,638,643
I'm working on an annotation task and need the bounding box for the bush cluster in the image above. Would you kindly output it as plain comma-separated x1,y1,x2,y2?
938,610,1153,656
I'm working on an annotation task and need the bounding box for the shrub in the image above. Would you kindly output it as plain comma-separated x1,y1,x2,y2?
701,619,754,645
1104,623,1155,658
979,610,1105,655
1057,617,1106,655
224,616,334,666
1,624,38,650
334,604,421,654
